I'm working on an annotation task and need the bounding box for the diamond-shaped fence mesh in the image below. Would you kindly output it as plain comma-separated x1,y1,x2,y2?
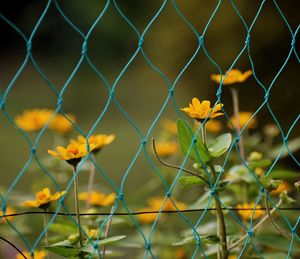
0,0,299,258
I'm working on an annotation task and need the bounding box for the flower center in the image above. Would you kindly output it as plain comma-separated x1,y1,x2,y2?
37,192,48,201
68,146,79,155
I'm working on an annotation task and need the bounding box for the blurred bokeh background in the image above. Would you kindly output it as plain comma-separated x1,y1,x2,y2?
0,0,299,198
0,1,299,258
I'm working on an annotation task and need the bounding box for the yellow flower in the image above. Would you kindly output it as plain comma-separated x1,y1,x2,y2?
270,182,292,196
154,141,177,157
16,250,48,259
211,69,252,85
73,134,115,153
236,202,264,221
138,197,187,223
254,167,264,176
228,255,238,259
138,207,158,223
79,191,116,207
161,119,177,135
15,109,52,132
49,113,76,134
48,142,94,166
206,120,223,133
181,98,223,121
0,207,15,224
86,228,100,240
148,197,187,211
227,111,257,129
22,188,65,209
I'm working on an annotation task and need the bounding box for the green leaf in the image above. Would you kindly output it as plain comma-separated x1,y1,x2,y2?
248,159,271,169
280,192,296,204
98,235,126,246
44,237,126,258
44,241,83,258
270,169,300,180
172,234,220,246
207,133,232,158
177,120,211,164
179,176,205,188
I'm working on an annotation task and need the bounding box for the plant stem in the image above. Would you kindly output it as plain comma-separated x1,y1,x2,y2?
152,138,209,184
229,199,282,251
210,163,228,259
43,209,50,259
264,195,297,245
201,123,207,146
230,87,245,160
102,206,115,259
215,195,228,259
86,153,96,209
72,165,83,247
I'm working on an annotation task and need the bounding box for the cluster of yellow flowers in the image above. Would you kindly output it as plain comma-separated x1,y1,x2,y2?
15,109,75,134
79,191,116,207
236,202,264,221
180,69,258,132
16,250,47,259
138,197,187,223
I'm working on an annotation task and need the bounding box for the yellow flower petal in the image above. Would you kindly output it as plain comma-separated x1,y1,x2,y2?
79,191,116,207
227,111,257,129
236,202,264,220
211,69,252,85
22,188,65,209
15,109,53,132
181,97,224,121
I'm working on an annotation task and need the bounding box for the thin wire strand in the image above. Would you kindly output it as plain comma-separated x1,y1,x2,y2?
1,207,300,218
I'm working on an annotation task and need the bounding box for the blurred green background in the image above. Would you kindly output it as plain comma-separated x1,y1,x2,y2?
0,0,299,195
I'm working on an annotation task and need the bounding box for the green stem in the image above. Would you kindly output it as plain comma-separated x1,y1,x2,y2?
43,209,50,259
72,166,83,247
201,123,207,146
230,87,245,160
102,206,115,259
264,195,299,248
152,138,209,184
87,153,96,209
210,163,228,259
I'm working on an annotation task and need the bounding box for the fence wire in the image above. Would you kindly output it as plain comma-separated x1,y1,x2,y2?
0,0,299,259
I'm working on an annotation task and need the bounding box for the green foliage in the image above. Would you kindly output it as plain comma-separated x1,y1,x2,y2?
44,236,126,258
259,175,282,191
280,192,296,204
270,169,300,180
248,159,272,170
177,120,211,164
179,176,205,188
207,133,232,158
173,235,220,246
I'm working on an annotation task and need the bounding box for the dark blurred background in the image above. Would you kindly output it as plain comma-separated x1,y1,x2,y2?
0,0,299,192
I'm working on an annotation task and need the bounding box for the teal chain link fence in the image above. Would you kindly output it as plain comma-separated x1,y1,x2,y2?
0,0,299,258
